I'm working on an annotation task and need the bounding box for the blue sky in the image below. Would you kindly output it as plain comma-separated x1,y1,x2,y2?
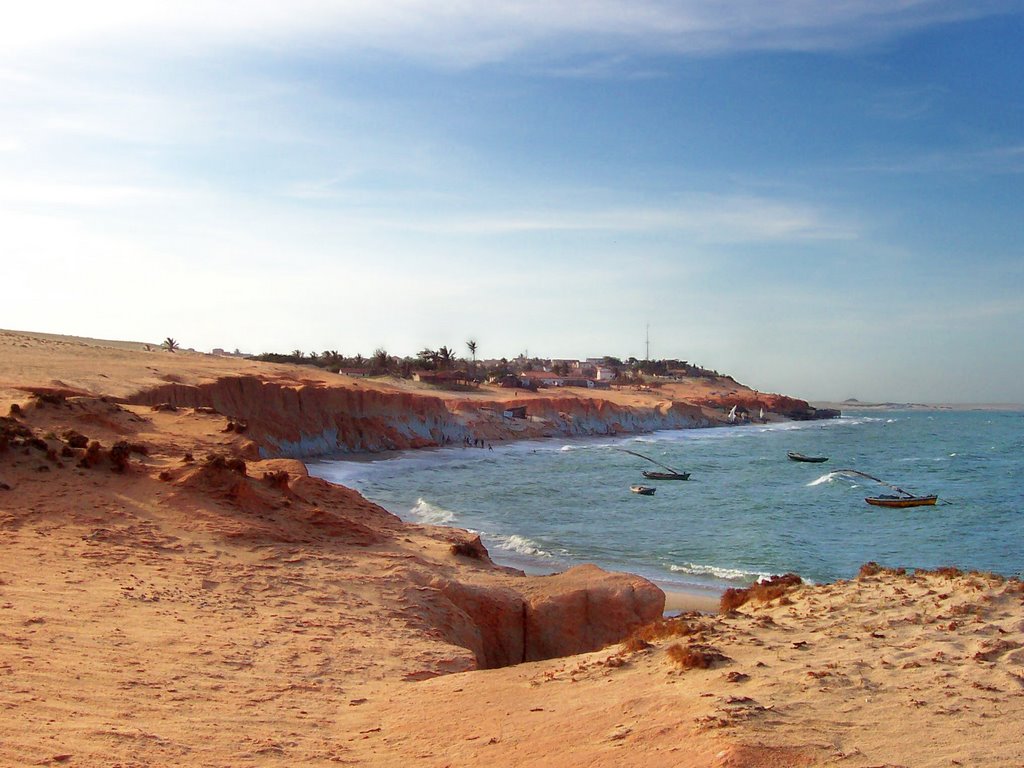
2,1,1022,403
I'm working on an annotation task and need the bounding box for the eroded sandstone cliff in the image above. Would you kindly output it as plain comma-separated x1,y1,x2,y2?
125,376,720,458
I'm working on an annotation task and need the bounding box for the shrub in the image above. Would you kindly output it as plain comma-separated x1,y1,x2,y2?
203,454,246,475
109,441,132,472
450,540,484,559
63,430,89,449
858,562,906,579
78,441,104,468
720,573,802,613
620,635,653,653
262,470,290,489
666,643,727,670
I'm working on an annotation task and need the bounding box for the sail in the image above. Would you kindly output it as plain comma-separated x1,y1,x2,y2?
616,448,685,475
833,469,916,498
727,405,737,422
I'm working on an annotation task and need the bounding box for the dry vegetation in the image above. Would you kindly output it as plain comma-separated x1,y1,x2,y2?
719,572,803,612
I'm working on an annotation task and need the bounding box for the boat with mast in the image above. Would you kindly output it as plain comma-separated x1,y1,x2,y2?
833,469,940,508
618,448,691,481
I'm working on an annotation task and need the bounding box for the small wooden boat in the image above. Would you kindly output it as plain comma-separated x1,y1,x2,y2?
630,485,656,496
642,470,690,481
618,448,691,481
831,469,940,508
788,452,829,463
865,494,938,508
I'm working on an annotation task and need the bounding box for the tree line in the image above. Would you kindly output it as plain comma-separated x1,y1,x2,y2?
246,341,722,383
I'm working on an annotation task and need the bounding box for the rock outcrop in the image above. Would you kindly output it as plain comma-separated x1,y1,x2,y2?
422,564,665,670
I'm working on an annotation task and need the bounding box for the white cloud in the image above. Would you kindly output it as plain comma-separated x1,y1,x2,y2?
1,1,1015,65
0,180,174,208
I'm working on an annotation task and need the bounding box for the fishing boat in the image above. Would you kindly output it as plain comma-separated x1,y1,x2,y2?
831,469,941,508
787,451,829,463
865,494,938,508
642,470,691,481
630,485,656,496
617,448,691,481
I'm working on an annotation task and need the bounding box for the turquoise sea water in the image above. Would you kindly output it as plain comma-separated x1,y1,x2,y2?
310,410,1024,593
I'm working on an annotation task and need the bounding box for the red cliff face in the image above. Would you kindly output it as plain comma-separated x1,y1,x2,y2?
126,377,714,458
694,390,813,417
127,377,460,455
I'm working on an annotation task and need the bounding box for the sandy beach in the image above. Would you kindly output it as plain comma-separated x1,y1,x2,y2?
2,330,1022,767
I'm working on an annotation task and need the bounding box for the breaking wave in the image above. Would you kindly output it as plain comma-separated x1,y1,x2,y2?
409,498,457,525
489,533,551,558
807,472,839,486
669,562,776,584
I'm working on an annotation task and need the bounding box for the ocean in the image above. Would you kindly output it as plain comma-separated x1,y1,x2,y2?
309,409,1024,594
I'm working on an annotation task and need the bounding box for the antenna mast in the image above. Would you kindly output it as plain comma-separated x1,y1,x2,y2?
645,323,650,361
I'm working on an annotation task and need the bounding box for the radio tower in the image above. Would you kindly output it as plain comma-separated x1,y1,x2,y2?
645,323,650,361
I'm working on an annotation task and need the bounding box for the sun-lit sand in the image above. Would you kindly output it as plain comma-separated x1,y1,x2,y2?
2,330,1022,767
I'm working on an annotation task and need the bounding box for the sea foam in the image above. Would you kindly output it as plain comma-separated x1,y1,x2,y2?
490,533,551,558
409,498,457,525
669,562,776,584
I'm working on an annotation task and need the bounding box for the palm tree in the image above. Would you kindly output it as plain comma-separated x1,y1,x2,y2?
292,350,304,359
466,342,477,380
163,337,179,353
466,339,478,378
417,348,438,370
372,347,390,373
437,345,455,371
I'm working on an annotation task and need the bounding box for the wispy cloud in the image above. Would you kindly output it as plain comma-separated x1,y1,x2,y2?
390,194,857,243
848,143,1024,175
865,85,947,121
2,1,1016,66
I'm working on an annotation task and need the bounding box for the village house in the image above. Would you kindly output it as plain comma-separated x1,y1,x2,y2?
338,368,372,378
517,371,566,388
412,370,469,385
562,377,595,388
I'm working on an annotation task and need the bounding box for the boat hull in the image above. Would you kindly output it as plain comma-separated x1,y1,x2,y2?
630,485,656,496
787,452,828,463
865,495,938,508
642,471,690,481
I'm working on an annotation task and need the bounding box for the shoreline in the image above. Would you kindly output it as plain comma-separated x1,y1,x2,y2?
814,400,1024,412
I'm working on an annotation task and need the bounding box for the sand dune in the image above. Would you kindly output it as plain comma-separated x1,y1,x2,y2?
1,330,1021,767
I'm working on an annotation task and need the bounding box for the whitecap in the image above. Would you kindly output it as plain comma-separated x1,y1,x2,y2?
807,472,839,486
489,533,551,558
409,497,457,525
669,562,776,583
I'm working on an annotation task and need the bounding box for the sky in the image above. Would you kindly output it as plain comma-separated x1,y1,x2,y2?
2,1,1022,403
